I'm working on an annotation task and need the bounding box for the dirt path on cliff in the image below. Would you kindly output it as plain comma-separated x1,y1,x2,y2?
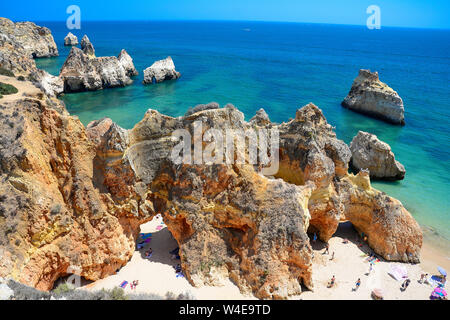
0,75,42,103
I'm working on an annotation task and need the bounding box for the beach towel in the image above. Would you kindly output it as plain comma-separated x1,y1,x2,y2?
144,238,151,243
389,265,408,281
119,281,128,288
140,233,152,240
156,225,163,231
428,275,444,287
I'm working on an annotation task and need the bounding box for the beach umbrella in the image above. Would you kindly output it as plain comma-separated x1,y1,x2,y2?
438,266,447,277
432,287,447,297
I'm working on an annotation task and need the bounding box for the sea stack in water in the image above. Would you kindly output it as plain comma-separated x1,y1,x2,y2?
118,49,138,77
143,56,180,84
342,69,405,125
80,35,95,58
350,131,405,180
64,32,78,46
59,46,137,92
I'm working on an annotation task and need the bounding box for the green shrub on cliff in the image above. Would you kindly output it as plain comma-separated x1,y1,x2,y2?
0,82,18,95
53,282,74,296
0,67,15,77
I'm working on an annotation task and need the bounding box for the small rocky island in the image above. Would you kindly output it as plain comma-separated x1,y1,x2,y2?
342,69,405,125
59,38,138,92
64,32,78,46
350,131,406,180
143,56,181,84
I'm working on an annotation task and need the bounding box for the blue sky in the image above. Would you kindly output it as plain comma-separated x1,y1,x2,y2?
1,0,449,29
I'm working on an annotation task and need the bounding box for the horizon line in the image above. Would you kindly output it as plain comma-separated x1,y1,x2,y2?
7,17,450,31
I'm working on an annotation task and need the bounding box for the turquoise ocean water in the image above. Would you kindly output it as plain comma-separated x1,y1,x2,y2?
35,21,450,252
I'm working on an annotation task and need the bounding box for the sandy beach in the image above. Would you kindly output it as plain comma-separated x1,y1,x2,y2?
82,217,448,300
82,215,255,300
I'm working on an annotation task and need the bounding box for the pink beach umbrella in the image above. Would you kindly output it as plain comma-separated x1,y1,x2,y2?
432,287,447,297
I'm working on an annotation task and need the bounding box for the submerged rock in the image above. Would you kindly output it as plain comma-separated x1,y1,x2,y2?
64,32,78,46
143,56,180,84
80,35,95,58
350,131,405,180
342,69,405,125
59,47,135,92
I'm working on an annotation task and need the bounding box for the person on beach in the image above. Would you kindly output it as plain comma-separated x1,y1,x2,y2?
137,241,145,250
328,275,336,288
330,252,335,260
130,280,139,290
323,243,329,255
401,279,411,291
419,273,428,284
313,233,317,243
343,238,349,244
368,263,373,275
354,278,361,291
145,248,153,259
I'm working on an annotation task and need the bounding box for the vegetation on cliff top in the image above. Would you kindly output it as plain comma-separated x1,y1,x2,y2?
0,82,18,95
0,67,15,77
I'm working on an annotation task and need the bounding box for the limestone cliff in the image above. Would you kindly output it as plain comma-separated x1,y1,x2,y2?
0,18,62,97
0,18,58,58
0,82,422,298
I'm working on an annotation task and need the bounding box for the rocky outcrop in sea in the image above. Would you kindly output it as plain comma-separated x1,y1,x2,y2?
59,46,137,92
350,131,406,180
143,56,180,84
80,35,95,57
64,32,78,46
118,49,138,77
342,69,405,125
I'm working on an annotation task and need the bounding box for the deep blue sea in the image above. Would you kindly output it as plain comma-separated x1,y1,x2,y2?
35,21,450,252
